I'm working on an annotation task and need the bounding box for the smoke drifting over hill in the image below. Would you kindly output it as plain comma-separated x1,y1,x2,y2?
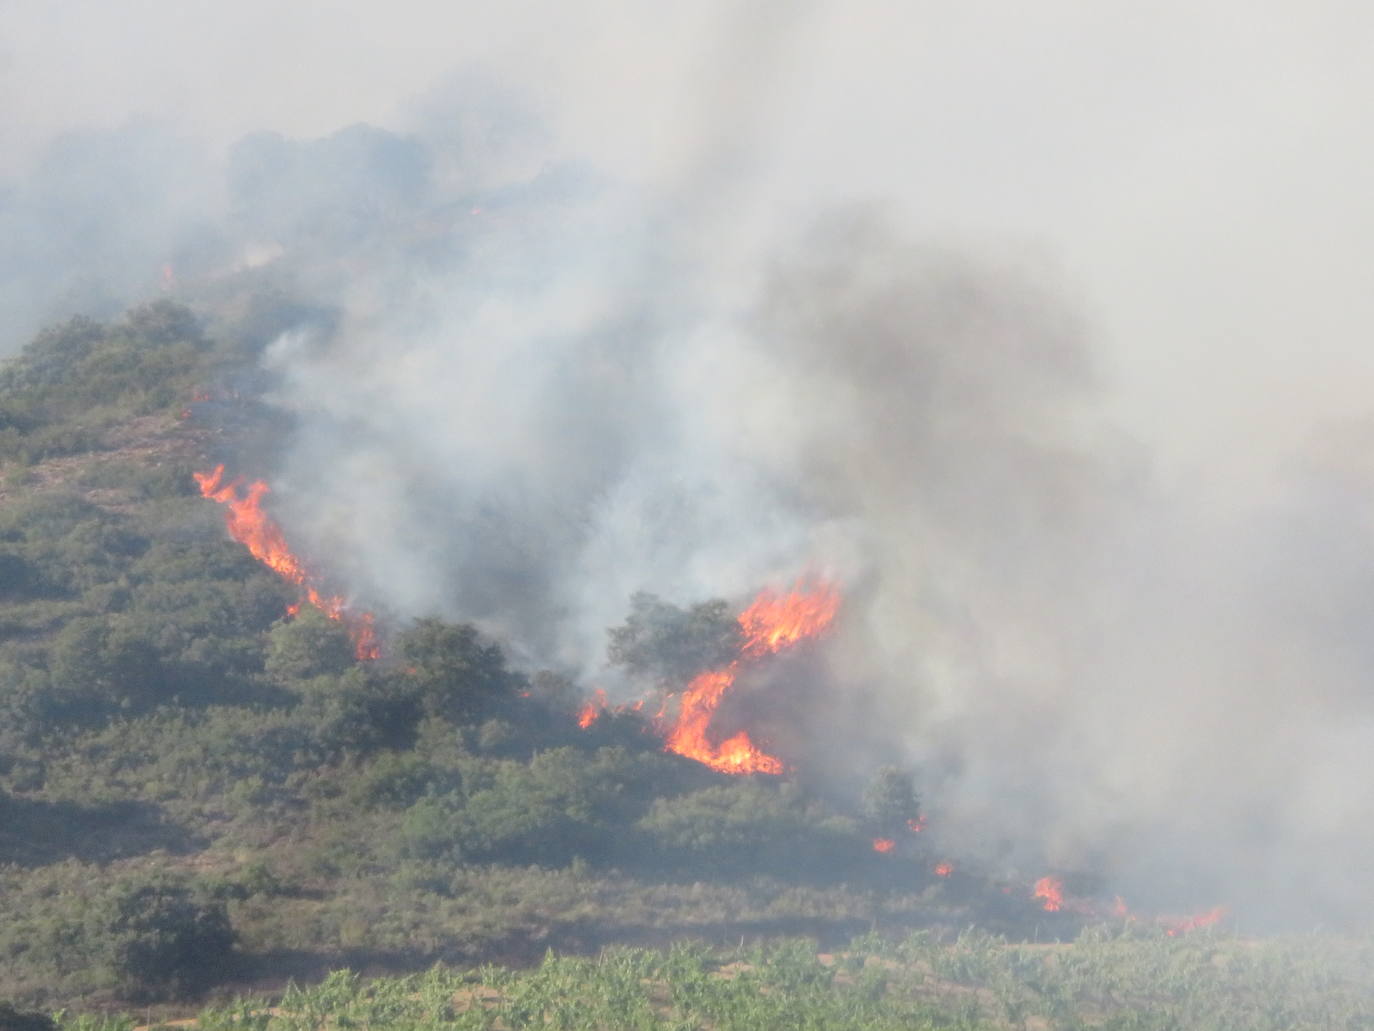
7,2,1374,928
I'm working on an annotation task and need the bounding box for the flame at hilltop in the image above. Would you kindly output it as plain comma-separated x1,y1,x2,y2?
193,465,380,660
663,581,839,775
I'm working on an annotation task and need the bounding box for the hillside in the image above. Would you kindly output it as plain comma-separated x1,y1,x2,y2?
0,298,1040,1013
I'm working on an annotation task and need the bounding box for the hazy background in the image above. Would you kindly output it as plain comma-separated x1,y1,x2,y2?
6,1,1374,926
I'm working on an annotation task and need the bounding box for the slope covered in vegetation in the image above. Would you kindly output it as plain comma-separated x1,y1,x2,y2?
0,300,1031,1012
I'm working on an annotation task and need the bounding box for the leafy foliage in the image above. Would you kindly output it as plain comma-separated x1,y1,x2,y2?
862,765,921,838
607,591,742,685
0,300,1020,1016
63,930,1374,1031
87,875,234,1000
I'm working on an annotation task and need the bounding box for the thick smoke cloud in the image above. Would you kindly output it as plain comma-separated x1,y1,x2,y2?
8,2,1374,927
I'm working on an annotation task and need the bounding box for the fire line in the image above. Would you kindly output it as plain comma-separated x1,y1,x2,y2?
194,464,380,660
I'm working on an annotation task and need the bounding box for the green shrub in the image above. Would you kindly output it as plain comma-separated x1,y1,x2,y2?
0,1001,56,1031
87,875,234,1000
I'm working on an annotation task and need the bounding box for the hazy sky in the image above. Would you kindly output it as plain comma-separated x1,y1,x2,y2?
5,1,1374,495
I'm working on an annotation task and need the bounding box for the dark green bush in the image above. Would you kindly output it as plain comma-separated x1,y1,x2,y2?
87,875,234,1000
397,618,517,725
638,780,863,877
0,1001,55,1031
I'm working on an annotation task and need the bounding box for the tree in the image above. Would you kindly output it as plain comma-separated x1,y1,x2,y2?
264,607,354,681
88,875,235,1000
397,618,514,724
607,593,741,685
862,765,921,839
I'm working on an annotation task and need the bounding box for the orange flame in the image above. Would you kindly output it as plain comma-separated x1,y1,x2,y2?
577,688,609,729
934,862,954,877
1033,875,1064,912
872,837,896,854
1028,883,1222,932
194,464,380,660
663,580,838,775
1162,906,1225,936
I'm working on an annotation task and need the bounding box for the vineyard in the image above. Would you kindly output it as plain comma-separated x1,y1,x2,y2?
54,929,1374,1031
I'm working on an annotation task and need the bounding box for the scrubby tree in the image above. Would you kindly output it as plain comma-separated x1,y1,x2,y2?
88,875,235,1000
638,779,862,877
264,607,354,681
862,765,921,839
607,593,741,685
398,618,515,724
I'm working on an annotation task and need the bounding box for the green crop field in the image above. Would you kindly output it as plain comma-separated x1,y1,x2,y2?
48,929,1374,1031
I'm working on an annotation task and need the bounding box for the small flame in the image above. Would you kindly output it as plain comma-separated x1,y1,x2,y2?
1163,906,1226,936
194,464,379,660
872,837,896,854
1033,875,1064,912
907,815,926,833
934,862,954,877
662,580,838,775
577,688,609,729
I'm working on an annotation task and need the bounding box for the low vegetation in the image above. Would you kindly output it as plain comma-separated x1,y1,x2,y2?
0,300,997,1013
48,929,1374,1030
3,300,1350,1027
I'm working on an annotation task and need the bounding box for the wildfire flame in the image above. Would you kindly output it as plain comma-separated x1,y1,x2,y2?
1033,875,1065,912
662,580,839,775
934,862,954,877
577,688,609,729
193,464,380,660
872,838,895,854
1028,877,1224,934
1162,906,1226,936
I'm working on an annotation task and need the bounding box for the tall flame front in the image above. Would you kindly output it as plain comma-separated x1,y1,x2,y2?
663,581,839,775
194,465,380,660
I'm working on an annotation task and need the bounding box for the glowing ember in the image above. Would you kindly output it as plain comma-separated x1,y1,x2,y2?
194,464,380,660
1163,906,1226,936
907,815,926,833
663,580,838,775
1033,876,1065,912
872,838,896,854
934,862,954,877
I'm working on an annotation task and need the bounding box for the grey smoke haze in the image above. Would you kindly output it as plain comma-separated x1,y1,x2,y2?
7,2,1374,925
